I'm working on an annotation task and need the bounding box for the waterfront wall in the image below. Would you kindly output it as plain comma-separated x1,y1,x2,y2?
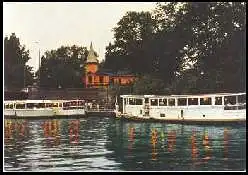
27,88,116,103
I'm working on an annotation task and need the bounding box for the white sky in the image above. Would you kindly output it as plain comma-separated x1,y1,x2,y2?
3,2,156,72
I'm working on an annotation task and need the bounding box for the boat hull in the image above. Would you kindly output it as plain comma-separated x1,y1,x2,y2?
120,105,246,123
4,108,86,118
55,108,86,116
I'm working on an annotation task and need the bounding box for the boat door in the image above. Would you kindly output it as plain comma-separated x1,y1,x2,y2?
144,98,150,116
122,97,127,114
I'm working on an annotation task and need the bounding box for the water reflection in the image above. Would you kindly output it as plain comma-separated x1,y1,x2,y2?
191,130,198,162
42,120,61,147
4,118,246,171
5,119,29,143
202,130,211,162
69,120,80,145
167,130,176,152
223,128,228,160
128,126,135,156
105,120,246,171
151,129,158,160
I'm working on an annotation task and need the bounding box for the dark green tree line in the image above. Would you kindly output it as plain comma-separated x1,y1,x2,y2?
37,45,88,88
4,33,34,90
102,2,246,94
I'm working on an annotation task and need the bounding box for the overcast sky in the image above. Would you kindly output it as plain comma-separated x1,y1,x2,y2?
3,2,156,72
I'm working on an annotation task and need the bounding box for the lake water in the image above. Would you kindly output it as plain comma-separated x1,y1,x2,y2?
4,116,246,171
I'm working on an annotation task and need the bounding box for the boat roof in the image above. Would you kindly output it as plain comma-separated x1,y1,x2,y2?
120,92,246,98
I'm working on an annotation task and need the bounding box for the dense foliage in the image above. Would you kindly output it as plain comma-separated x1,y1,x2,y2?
4,33,34,90
38,45,88,88
102,2,246,94
5,3,245,94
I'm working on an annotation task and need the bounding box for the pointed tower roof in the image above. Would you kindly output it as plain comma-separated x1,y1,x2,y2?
86,42,99,63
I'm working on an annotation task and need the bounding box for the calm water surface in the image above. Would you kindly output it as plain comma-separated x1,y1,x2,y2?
4,116,246,171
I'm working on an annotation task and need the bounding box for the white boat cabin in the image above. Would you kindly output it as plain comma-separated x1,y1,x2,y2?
120,93,246,121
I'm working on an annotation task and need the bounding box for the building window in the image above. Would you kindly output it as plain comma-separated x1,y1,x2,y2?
99,76,104,84
88,76,92,84
178,98,187,106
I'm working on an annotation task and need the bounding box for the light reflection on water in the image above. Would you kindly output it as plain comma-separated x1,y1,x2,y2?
4,117,246,171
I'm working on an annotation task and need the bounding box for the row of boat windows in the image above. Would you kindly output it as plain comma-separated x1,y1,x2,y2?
4,102,85,109
126,95,246,106
63,101,85,107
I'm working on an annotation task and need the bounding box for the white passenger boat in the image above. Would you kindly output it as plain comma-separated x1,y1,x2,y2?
4,99,86,118
119,92,246,122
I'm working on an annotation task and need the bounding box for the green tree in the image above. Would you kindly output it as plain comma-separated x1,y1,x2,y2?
38,45,88,88
132,75,166,95
103,11,157,75
154,2,246,93
4,33,34,90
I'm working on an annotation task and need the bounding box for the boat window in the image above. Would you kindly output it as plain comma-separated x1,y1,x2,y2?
168,98,175,106
78,101,84,106
59,103,62,107
188,98,198,105
37,103,45,108
46,103,53,108
178,98,187,106
4,104,8,109
9,104,13,109
16,104,25,109
145,98,149,103
159,99,167,106
27,103,35,108
5,104,14,109
52,103,58,107
215,97,222,105
71,101,77,106
135,99,143,105
200,97,212,105
224,96,236,105
150,99,158,106
124,98,127,105
129,98,135,105
238,94,246,104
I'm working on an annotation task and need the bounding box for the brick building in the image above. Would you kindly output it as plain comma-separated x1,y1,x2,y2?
82,42,136,88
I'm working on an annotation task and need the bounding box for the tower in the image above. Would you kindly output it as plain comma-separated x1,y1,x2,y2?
84,42,99,87
85,42,99,74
